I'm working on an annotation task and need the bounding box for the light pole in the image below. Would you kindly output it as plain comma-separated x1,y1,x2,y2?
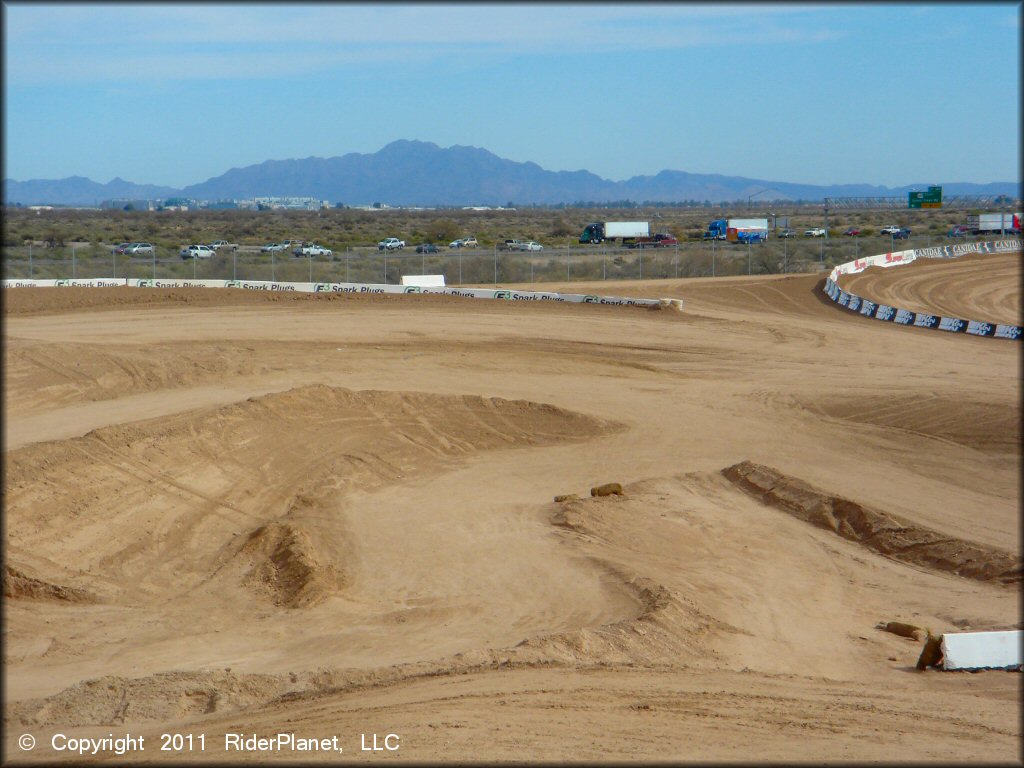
748,188,771,209
233,250,237,281
72,246,76,279
746,240,751,275
272,251,276,281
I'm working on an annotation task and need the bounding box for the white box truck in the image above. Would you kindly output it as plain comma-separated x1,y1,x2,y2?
579,221,649,244
966,213,1021,235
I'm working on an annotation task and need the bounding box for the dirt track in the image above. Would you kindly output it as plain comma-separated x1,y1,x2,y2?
3,254,1021,762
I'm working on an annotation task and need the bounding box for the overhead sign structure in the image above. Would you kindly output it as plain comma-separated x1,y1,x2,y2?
909,186,943,209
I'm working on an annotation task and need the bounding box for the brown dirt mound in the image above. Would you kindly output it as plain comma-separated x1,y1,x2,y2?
7,669,288,727
3,565,96,603
797,392,1020,455
238,517,345,608
721,461,1021,583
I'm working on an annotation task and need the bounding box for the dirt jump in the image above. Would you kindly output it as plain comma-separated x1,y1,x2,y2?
4,252,1020,762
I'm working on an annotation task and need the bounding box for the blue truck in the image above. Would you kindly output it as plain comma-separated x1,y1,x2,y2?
703,218,769,244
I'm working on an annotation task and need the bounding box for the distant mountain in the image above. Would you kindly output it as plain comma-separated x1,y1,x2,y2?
3,176,179,207
4,140,1020,206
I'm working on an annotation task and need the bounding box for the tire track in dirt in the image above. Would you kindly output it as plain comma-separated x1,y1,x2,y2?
838,253,1020,325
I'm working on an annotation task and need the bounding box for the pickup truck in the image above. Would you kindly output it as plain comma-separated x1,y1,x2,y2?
498,239,524,251
627,232,678,249
293,243,333,257
378,237,406,251
208,240,238,252
804,228,827,237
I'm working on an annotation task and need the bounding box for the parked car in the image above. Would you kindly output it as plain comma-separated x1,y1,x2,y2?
843,227,861,237
378,237,405,251
180,244,215,259
416,243,439,254
448,239,464,248
125,242,155,254
776,229,795,238
461,236,478,248
518,241,544,251
892,228,912,240
879,225,902,235
804,228,826,237
208,240,237,252
260,243,286,253
499,239,524,251
947,225,970,238
293,243,332,257
111,242,132,254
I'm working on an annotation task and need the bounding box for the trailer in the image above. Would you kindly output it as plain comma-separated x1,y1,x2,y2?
579,221,649,245
966,213,1021,235
704,218,769,243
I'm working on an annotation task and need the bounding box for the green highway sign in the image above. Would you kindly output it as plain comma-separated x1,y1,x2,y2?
909,185,942,208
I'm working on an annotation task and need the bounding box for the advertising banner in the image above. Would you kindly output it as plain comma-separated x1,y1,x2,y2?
893,309,915,325
131,279,225,288
966,321,996,337
9,278,129,288
874,304,896,321
825,242,1020,339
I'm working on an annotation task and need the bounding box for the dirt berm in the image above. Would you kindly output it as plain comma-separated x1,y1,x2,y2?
721,461,1021,584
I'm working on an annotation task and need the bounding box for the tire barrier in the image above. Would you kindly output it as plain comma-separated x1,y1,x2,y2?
0,277,676,310
822,239,1022,340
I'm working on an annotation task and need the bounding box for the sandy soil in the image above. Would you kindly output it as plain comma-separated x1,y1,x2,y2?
3,253,1021,763
838,252,1021,325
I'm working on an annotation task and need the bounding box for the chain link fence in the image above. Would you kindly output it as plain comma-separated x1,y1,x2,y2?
0,234,964,285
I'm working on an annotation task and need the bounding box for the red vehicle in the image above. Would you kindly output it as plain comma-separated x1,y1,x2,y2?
628,232,679,249
843,227,861,236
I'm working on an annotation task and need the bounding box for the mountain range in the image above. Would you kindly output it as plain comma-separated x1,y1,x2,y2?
5,140,1019,207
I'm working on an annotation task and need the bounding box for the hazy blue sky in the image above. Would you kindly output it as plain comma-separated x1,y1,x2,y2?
4,2,1020,188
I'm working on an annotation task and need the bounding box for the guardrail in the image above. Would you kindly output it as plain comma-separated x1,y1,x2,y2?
822,239,1022,339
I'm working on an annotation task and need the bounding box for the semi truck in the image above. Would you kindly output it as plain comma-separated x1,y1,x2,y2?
704,218,769,243
579,221,649,245
966,213,1021,235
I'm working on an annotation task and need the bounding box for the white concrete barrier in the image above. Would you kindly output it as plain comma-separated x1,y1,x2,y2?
2,278,670,310
401,274,446,287
941,629,1022,671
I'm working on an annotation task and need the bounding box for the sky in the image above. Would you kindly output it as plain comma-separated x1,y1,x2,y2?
3,2,1021,189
